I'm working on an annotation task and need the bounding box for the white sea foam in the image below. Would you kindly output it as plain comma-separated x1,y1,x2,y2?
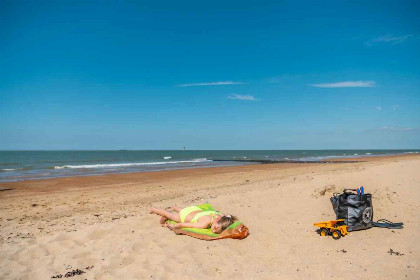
365,153,372,155
163,156,172,160
1,168,15,171
298,155,354,161
54,158,210,169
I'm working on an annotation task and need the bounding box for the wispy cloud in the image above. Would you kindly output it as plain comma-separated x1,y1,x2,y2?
392,104,400,111
310,81,376,88
227,94,257,101
380,126,414,131
364,126,417,133
376,106,382,111
365,34,414,46
177,81,246,87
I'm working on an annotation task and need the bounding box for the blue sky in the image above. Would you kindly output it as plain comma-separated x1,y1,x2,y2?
1,0,419,150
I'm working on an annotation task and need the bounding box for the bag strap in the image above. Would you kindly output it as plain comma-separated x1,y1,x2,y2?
343,188,358,195
373,219,404,229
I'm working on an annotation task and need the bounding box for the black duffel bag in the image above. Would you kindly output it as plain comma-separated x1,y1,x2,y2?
330,189,373,231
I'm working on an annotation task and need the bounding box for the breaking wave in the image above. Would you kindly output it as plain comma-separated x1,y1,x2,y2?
54,158,210,169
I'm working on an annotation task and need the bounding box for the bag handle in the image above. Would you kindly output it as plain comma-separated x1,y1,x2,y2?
343,188,358,194
333,189,357,197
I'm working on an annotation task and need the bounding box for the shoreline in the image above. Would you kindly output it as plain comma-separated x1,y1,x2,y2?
1,153,419,189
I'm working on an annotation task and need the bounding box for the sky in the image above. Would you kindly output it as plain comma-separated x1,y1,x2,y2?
0,0,419,150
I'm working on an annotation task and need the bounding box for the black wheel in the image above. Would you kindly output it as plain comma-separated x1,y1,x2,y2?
319,228,328,237
332,230,342,240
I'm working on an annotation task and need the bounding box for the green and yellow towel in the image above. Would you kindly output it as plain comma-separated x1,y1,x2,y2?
160,203,250,241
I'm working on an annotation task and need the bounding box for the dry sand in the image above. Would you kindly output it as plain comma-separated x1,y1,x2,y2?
0,155,419,279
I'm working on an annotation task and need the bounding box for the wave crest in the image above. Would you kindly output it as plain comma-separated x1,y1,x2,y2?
54,158,210,169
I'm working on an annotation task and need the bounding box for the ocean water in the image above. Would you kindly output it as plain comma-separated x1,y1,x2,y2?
0,150,418,182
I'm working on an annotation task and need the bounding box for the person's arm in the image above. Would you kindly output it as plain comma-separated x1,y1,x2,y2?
169,221,208,229
171,204,182,212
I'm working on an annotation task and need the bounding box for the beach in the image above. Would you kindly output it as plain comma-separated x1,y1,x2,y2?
1,154,419,279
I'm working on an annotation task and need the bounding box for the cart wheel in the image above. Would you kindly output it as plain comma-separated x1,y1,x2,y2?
332,230,341,240
319,229,328,237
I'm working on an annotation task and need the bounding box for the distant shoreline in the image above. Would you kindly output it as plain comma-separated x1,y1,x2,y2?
1,150,419,183
1,153,419,192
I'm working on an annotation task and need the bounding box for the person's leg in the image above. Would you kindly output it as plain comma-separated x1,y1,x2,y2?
151,207,181,222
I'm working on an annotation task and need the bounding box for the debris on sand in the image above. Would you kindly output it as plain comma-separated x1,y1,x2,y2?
51,267,91,278
387,248,404,256
312,185,338,198
64,269,85,277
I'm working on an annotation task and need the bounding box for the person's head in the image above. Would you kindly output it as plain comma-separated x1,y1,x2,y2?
211,215,237,233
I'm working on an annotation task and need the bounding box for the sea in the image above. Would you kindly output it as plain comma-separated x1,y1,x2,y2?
0,150,418,182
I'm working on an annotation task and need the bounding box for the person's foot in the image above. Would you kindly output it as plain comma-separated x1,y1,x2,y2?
150,207,157,214
160,216,168,226
171,204,178,211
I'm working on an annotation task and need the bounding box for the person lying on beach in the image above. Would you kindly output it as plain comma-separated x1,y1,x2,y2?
151,205,237,234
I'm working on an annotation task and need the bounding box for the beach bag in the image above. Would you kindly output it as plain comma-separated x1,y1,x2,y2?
330,189,373,231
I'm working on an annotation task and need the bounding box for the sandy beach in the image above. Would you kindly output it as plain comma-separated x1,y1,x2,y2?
0,154,419,279
3,1,419,279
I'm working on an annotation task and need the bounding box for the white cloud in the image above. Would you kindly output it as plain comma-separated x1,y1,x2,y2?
310,81,376,88
227,94,257,101
364,126,417,133
177,81,246,87
376,106,382,111
365,34,414,46
381,126,414,131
